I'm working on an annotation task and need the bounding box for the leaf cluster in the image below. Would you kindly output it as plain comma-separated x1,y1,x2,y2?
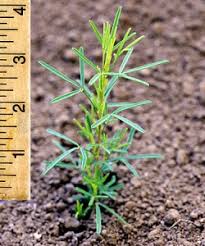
38,6,168,234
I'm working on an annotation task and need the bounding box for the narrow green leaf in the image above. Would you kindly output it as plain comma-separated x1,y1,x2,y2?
47,128,79,146
79,47,85,86
111,6,122,38
85,114,92,132
114,28,132,52
72,48,99,72
124,35,145,50
119,48,133,72
101,191,116,200
126,153,163,160
96,203,102,234
80,147,87,169
113,100,152,114
102,163,113,172
127,127,136,146
99,203,127,224
52,140,67,152
113,114,145,133
91,114,111,129
109,183,124,191
51,88,82,104
102,22,111,52
105,175,116,188
88,196,95,207
43,147,78,175
103,72,120,76
88,73,100,86
38,60,79,88
82,84,93,98
104,76,118,99
101,145,111,154
89,20,102,44
51,140,75,162
49,161,78,169
108,100,152,108
121,159,139,176
125,60,169,74
121,74,149,86
76,187,92,197
112,148,127,154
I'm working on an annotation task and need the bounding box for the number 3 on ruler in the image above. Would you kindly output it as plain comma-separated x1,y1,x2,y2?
13,56,26,64
13,6,26,16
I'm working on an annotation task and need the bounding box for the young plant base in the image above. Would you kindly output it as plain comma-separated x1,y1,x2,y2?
39,7,168,234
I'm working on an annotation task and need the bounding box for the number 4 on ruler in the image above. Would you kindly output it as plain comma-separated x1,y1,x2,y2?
13,6,26,16
13,152,25,159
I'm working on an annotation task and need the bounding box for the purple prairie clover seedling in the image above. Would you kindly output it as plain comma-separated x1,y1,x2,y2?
38,7,169,234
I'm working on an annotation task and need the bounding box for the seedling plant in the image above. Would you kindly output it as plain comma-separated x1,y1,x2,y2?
39,7,168,234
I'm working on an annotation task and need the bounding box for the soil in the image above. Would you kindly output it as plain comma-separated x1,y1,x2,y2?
0,0,205,245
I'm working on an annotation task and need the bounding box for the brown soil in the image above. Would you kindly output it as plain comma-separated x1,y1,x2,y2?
1,0,205,245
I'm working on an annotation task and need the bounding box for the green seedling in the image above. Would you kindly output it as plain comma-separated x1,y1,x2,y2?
38,7,168,234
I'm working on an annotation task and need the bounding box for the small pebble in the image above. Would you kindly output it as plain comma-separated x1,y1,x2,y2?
200,239,205,246
125,201,136,209
199,80,205,104
176,149,189,165
164,209,180,226
178,238,192,246
148,227,161,240
34,232,42,240
190,209,201,220
131,177,141,188
64,217,80,230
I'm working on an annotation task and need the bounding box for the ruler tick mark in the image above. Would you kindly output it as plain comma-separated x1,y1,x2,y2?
0,162,12,164
0,101,25,103
0,65,13,67
0,16,14,19
0,125,16,127
0,41,14,43
0,150,24,152
0,89,13,91
0,4,26,6
0,29,18,31
0,174,16,177
0,77,17,79
0,53,25,55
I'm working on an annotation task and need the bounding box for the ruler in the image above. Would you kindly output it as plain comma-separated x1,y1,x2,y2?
0,0,30,200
